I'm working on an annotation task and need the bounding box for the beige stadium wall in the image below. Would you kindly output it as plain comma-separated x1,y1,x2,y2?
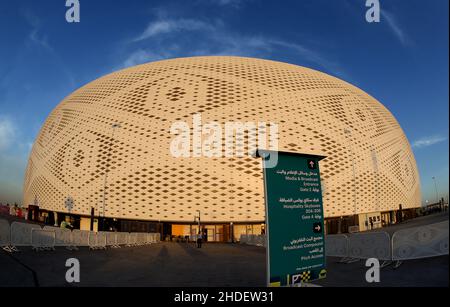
23,56,421,223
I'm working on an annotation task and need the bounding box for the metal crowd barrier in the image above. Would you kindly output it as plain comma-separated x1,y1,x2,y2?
146,233,159,244
10,222,41,250
43,226,74,249
106,232,119,248
127,233,138,246
31,229,56,251
136,232,146,246
239,234,248,244
237,221,449,268
0,218,160,253
89,231,107,250
392,220,449,261
348,232,392,261
72,229,90,247
0,219,13,252
116,232,128,246
239,234,266,247
325,234,349,257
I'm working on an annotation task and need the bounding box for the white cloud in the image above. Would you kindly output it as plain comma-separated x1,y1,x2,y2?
195,0,250,8
22,9,53,51
0,116,34,155
122,16,348,80
412,135,447,149
0,116,34,204
29,29,52,51
0,116,15,151
19,10,76,89
122,49,167,68
133,19,215,42
381,10,409,46
208,0,247,7
268,39,345,75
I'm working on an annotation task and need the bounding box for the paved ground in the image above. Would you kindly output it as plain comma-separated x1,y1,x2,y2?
0,242,266,287
1,242,448,287
0,212,448,287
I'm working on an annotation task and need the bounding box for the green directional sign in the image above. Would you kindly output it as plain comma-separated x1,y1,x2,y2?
259,150,327,287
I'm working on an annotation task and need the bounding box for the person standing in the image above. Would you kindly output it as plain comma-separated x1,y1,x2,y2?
197,231,203,248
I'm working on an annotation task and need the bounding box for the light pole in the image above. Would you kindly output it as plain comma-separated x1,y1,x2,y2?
432,177,439,204
101,123,120,231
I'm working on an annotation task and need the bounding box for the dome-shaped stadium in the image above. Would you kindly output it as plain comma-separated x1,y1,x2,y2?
23,56,420,239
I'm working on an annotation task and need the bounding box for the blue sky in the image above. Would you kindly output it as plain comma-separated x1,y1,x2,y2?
0,0,448,205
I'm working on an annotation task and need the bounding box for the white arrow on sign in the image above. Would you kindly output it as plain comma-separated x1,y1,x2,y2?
309,161,315,168
314,225,321,231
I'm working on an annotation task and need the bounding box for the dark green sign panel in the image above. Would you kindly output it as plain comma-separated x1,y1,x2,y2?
260,150,327,287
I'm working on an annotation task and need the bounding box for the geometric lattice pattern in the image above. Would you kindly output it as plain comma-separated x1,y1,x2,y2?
23,56,421,222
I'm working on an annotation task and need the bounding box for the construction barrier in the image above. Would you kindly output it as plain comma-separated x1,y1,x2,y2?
0,219,10,248
348,231,392,260
43,226,72,247
10,222,41,247
72,229,90,247
31,229,55,251
325,234,348,257
392,220,449,260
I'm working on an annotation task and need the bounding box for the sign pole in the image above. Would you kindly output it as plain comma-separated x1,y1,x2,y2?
261,155,271,287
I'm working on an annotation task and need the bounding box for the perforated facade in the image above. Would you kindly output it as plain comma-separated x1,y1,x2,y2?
23,56,421,223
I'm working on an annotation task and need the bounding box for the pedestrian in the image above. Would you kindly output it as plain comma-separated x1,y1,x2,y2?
369,217,374,230
197,231,203,248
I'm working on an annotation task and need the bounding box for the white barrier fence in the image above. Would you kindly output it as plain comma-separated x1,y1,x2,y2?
325,234,348,257
0,219,10,250
89,231,107,250
239,220,449,263
348,232,392,261
31,229,55,251
10,222,41,246
106,232,119,248
0,218,160,252
239,234,266,247
392,220,449,260
43,226,72,247
72,229,90,247
117,232,128,246
127,233,138,246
